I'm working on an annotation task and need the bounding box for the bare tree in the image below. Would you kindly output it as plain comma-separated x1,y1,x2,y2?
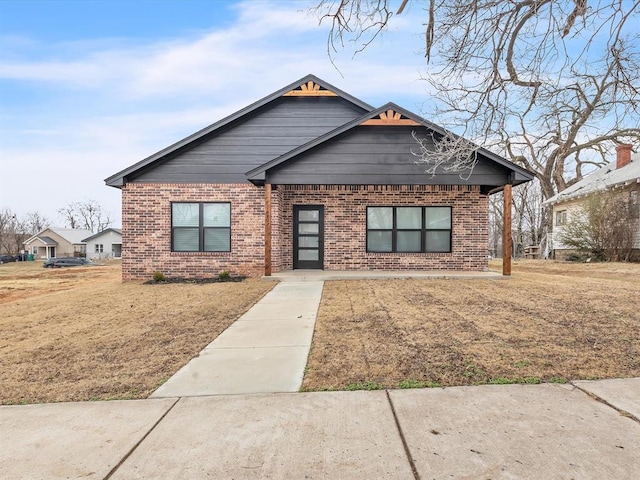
0,208,46,254
488,193,504,258
57,200,112,233
410,131,480,180
488,181,545,258
23,211,50,235
57,204,79,229
513,181,545,250
313,1,640,206
0,208,15,254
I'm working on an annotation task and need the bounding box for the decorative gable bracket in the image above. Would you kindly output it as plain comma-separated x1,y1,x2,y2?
361,109,420,126
283,81,338,97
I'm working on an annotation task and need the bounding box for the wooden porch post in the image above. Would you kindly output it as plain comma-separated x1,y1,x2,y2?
503,183,512,276
264,183,272,276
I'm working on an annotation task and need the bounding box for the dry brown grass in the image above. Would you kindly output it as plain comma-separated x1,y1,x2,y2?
303,260,640,391
0,261,273,404
3,259,639,403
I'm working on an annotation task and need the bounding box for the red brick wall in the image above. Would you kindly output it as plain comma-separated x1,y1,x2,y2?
278,185,489,271
122,183,489,280
271,187,284,272
121,183,265,281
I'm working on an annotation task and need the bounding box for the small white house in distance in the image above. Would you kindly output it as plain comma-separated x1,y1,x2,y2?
82,228,122,260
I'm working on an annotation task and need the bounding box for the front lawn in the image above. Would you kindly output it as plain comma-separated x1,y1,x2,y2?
0,262,274,404
302,260,640,390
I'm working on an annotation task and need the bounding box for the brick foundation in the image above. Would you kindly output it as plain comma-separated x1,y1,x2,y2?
121,183,489,281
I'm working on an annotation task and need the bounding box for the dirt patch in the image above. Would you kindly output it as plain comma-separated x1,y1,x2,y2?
302,260,640,391
0,262,274,404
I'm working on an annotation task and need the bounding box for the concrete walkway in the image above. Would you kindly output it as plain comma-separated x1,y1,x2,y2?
152,281,324,397
1,379,639,479
268,269,505,281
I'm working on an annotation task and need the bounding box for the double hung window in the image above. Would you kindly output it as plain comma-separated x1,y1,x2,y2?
367,206,452,253
555,210,567,226
172,202,231,252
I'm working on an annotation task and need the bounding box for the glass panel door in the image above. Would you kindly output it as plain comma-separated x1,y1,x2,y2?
293,205,324,269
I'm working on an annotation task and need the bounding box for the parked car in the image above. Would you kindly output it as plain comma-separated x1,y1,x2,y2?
43,257,97,268
0,254,18,264
80,258,104,267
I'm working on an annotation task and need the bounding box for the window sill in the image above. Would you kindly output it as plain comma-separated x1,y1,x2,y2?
366,251,452,256
170,251,231,256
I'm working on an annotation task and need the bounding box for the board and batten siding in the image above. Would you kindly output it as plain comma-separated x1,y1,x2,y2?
265,126,512,186
131,97,366,184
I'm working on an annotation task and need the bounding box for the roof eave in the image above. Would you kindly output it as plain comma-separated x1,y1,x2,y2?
82,228,121,242
105,74,374,188
246,102,535,183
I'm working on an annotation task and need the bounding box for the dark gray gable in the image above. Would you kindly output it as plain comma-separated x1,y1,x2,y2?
105,75,373,187
246,103,535,190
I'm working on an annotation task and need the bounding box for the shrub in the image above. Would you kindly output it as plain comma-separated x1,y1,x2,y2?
565,253,586,262
153,271,166,282
218,270,231,280
559,190,637,262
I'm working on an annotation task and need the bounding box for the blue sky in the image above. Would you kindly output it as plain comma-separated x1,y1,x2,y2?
0,0,432,227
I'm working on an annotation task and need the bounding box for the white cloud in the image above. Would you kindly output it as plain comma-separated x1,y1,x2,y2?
0,0,432,227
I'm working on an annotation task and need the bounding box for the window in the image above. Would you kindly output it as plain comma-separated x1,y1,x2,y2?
630,191,639,215
367,206,452,253
95,244,104,253
555,210,567,226
32,246,38,255
172,202,231,252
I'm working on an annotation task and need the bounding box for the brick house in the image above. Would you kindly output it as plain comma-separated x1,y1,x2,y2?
106,75,533,281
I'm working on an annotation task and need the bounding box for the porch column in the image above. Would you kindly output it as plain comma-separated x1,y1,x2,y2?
502,183,512,276
264,183,272,276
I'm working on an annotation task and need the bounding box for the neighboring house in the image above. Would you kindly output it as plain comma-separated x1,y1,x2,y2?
82,228,122,260
544,144,640,260
105,74,534,281
23,228,93,259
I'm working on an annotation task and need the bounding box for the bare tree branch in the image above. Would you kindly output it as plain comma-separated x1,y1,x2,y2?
411,130,479,180
312,0,640,238
57,200,112,233
0,208,50,254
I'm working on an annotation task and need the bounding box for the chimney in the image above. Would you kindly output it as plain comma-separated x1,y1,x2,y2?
616,143,632,169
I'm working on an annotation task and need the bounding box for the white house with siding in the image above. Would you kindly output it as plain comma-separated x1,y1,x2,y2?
82,228,122,260
544,144,640,260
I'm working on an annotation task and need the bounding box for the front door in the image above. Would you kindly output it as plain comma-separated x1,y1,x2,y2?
293,205,324,269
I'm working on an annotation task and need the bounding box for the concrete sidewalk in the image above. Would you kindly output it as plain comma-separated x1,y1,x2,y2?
1,379,639,479
152,281,324,397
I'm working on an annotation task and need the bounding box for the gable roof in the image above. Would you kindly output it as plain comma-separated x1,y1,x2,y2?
23,228,94,245
38,236,58,245
544,153,640,206
105,75,373,188
82,228,122,243
245,102,535,187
